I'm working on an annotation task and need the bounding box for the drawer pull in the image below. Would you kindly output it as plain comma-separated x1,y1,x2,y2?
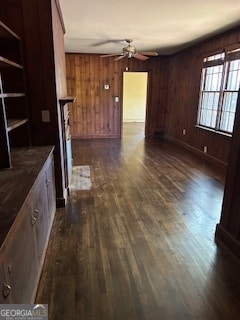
32,209,39,226
3,283,11,298
31,216,37,226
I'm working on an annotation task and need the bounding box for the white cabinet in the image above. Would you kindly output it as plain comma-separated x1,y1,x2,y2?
2,200,38,303
0,147,55,303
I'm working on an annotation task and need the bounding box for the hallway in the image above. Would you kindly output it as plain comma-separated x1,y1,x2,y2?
36,123,240,319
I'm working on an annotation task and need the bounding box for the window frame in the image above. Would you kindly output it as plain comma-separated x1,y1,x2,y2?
197,48,240,135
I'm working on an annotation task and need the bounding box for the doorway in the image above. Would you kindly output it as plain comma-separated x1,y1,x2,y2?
122,71,148,136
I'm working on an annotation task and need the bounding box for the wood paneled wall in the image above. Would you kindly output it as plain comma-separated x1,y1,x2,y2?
216,87,240,260
66,27,240,166
165,26,240,167
20,0,68,206
1,0,69,206
66,54,169,138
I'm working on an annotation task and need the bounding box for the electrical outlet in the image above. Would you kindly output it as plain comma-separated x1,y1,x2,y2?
41,110,50,123
203,146,208,153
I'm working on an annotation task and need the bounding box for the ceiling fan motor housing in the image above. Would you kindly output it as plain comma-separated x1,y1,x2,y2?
123,44,136,58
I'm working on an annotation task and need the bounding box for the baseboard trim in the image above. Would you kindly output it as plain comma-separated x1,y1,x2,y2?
72,134,120,139
56,197,66,208
164,134,227,171
215,224,240,262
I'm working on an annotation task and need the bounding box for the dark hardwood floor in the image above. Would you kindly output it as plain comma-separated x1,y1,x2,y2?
36,122,240,320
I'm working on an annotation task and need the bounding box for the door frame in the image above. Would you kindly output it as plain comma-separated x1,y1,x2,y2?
120,69,151,138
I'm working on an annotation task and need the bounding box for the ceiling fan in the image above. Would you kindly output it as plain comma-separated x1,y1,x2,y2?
100,39,158,61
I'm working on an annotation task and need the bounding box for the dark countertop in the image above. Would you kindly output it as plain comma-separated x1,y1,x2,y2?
0,146,54,246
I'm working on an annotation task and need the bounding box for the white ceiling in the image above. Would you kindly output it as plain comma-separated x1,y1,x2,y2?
59,0,240,56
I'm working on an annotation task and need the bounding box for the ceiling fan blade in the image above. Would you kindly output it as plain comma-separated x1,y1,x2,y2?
100,53,120,58
114,55,126,61
133,53,149,61
138,51,158,56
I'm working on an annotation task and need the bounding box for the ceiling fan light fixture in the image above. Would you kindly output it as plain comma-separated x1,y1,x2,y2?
100,39,158,61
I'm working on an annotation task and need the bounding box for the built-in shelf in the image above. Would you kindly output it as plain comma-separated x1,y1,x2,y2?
0,21,20,40
0,19,30,169
7,118,28,132
59,96,76,107
0,56,23,69
0,93,25,98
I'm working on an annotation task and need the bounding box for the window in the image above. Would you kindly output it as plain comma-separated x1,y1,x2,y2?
197,48,240,134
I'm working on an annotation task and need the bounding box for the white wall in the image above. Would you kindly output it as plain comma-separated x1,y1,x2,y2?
123,72,148,122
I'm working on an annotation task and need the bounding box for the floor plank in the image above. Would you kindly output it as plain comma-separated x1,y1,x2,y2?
36,122,240,320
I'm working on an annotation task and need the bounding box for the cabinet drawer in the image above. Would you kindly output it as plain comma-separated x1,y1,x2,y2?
1,200,38,303
0,262,9,304
45,154,56,224
30,172,49,263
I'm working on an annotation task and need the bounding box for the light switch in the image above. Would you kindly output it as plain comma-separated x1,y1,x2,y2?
41,110,50,122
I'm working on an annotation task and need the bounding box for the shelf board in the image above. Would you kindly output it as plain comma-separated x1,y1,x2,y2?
0,56,23,69
7,118,28,132
0,21,20,40
59,96,76,107
0,93,25,98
